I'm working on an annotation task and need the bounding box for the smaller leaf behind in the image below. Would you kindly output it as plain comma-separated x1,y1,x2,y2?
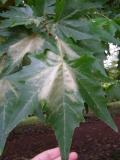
77,74,117,132
0,5,44,28
54,0,105,20
72,55,118,132
55,0,65,21
71,55,107,80
55,20,95,41
25,0,55,16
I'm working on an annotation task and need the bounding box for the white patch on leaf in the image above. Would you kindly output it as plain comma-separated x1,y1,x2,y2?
8,34,45,65
27,56,79,108
56,37,79,60
0,79,18,104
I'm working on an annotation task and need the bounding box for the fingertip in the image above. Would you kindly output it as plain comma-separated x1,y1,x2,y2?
69,152,78,160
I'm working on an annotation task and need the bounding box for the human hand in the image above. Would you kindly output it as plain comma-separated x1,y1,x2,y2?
32,147,78,160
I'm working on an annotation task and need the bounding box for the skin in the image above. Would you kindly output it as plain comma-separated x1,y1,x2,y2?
32,147,78,160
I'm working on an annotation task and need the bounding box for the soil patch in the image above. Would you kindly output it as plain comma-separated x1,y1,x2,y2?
1,116,120,160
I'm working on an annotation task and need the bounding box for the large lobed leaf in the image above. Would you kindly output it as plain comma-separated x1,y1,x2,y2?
10,51,85,160
9,51,117,160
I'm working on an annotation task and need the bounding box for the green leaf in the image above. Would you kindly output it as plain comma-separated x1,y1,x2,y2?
90,18,119,45
0,79,39,154
72,55,117,132
54,19,96,41
26,0,55,16
71,55,107,80
55,0,65,21
78,39,107,61
77,73,117,132
13,48,117,159
106,82,120,101
54,0,105,19
11,51,84,160
54,17,119,45
0,6,44,28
